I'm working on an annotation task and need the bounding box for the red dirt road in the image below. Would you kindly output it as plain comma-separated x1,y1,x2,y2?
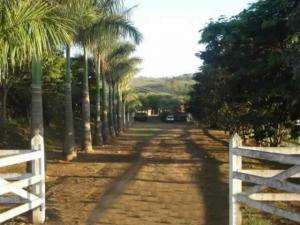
6,120,230,225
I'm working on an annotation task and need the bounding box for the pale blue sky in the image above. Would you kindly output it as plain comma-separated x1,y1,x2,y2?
126,0,256,77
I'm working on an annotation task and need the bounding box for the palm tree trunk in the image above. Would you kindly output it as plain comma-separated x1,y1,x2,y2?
122,100,126,130
101,66,109,143
112,84,119,135
63,45,76,161
82,46,93,153
117,87,123,133
28,58,44,175
31,58,44,138
108,83,116,137
126,107,130,127
95,55,103,145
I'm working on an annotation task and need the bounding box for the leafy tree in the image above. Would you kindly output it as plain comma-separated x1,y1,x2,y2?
189,0,300,146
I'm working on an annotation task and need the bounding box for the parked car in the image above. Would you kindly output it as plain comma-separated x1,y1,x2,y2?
134,112,148,122
165,115,175,123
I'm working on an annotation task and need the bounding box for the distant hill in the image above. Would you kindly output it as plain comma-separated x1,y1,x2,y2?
131,74,195,96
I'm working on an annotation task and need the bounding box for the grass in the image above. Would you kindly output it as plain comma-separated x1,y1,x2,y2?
244,216,272,225
242,207,272,225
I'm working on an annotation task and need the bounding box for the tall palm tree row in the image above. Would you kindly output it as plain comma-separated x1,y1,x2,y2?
116,62,141,131
57,0,142,157
102,42,141,137
56,0,99,160
76,0,142,153
91,33,141,143
122,89,141,128
0,0,142,161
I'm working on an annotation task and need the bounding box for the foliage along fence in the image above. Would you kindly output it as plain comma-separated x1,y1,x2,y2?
229,134,300,225
0,135,45,224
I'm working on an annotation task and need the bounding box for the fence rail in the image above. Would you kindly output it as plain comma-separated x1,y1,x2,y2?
229,134,300,225
0,135,45,224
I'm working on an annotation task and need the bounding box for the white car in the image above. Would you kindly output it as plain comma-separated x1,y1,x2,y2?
166,115,175,123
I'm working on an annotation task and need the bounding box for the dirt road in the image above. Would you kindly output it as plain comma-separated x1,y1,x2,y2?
7,120,230,225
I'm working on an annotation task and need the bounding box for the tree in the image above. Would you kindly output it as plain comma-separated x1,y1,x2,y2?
92,29,142,142
77,0,142,150
103,42,138,134
57,0,98,160
0,0,72,140
122,89,141,128
189,0,300,145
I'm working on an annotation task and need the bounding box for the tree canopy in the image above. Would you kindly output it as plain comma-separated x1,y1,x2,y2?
189,0,300,146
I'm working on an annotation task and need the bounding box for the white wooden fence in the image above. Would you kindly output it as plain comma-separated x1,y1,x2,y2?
0,135,45,224
229,134,300,225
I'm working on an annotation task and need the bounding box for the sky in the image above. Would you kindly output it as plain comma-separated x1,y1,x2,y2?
126,0,256,77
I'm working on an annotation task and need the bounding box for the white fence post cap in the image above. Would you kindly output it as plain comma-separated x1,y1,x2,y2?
31,135,44,151
230,133,243,147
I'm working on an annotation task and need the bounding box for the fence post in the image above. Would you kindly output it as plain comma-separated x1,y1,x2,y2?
31,134,46,224
229,133,243,225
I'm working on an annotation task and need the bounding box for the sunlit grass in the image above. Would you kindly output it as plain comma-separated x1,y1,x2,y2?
244,216,272,225
243,208,272,225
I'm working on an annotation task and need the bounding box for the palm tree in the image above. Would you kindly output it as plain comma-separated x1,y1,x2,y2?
122,89,140,128
75,0,142,151
0,2,72,222
64,45,77,161
94,52,103,145
91,36,113,144
113,59,141,133
117,69,140,131
101,42,130,135
101,57,110,143
89,8,142,143
108,76,117,137
103,42,141,134
0,0,72,139
56,0,97,160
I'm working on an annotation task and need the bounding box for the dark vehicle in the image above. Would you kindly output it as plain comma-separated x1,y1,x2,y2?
165,115,175,123
134,112,148,122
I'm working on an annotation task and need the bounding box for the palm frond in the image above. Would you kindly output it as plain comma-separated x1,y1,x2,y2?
0,0,73,68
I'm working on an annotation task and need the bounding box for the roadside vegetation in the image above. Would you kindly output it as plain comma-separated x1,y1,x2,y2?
188,0,300,224
189,0,300,146
0,0,142,160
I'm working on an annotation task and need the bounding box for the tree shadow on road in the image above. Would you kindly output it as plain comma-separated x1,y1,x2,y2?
202,128,228,146
183,128,229,225
85,130,162,225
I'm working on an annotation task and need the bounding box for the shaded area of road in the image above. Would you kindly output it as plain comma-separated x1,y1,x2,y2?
35,120,231,225
86,128,163,224
83,121,229,225
183,127,228,225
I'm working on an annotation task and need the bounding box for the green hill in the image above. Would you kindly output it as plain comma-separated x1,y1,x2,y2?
131,74,195,96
